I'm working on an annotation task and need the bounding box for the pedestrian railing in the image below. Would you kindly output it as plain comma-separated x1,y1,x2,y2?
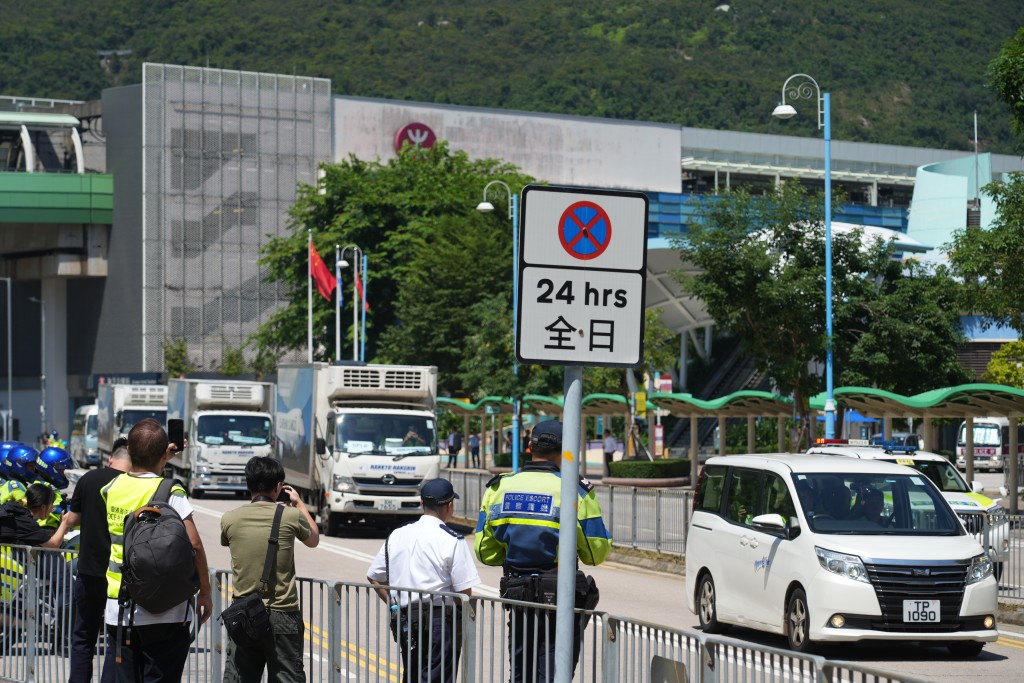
2,544,939,683
444,470,694,556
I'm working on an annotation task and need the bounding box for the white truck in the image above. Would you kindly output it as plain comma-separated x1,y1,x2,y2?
166,379,275,497
96,384,168,458
275,362,440,535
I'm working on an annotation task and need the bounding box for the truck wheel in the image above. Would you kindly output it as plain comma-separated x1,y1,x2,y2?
326,512,343,537
191,488,205,499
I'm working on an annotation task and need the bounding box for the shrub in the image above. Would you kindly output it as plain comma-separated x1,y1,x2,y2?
493,452,512,468
608,458,689,479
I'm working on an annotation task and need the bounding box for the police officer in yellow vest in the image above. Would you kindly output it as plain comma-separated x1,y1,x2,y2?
100,418,213,682
475,420,610,683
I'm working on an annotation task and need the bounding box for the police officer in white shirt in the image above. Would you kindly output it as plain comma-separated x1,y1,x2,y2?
368,479,480,683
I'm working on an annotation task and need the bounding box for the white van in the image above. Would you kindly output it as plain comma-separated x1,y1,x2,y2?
69,404,100,468
685,453,998,656
806,441,1011,580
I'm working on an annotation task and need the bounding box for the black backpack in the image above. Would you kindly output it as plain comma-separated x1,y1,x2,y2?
119,478,198,615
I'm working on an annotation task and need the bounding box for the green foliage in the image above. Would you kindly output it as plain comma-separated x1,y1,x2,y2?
983,341,1024,386
725,417,788,454
988,27,1024,149
253,142,532,382
162,338,192,377
250,343,278,381
219,345,247,376
3,2,1022,153
493,452,512,468
608,458,689,479
947,173,1024,334
583,309,679,395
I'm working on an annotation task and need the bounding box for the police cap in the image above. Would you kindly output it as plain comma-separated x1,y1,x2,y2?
531,420,563,452
421,478,459,505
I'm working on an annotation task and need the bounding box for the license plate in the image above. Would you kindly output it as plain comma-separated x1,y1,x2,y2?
377,499,397,511
903,599,940,623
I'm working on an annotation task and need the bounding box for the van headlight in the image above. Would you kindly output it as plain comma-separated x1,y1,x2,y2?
332,475,356,493
815,547,870,583
967,554,993,585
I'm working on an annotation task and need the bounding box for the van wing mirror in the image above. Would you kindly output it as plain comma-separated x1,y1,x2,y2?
751,513,787,530
971,480,984,494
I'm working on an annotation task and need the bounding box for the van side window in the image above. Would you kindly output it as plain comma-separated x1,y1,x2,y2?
763,473,796,519
725,468,761,525
695,465,727,513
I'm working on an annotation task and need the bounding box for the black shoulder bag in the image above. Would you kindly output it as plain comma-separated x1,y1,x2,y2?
220,503,285,648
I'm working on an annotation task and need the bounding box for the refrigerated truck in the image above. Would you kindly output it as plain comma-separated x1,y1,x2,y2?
166,379,274,497
275,362,440,535
96,384,167,458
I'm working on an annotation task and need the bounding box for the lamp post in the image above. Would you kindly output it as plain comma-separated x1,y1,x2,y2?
0,278,10,439
29,296,45,438
338,244,365,362
773,73,835,439
477,180,521,472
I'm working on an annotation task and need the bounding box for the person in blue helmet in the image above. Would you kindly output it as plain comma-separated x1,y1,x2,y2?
1,445,35,504
0,441,26,504
32,447,72,529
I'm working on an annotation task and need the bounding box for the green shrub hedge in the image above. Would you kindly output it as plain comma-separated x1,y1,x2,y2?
493,452,512,468
608,458,690,479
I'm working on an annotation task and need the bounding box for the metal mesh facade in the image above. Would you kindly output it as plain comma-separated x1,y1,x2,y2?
141,64,331,370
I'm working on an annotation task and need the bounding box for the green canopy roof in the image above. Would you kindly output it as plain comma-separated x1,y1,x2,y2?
808,383,1024,418
651,390,793,417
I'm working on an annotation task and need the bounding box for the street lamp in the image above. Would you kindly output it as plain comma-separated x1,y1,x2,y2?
29,296,45,438
477,180,521,472
338,244,366,362
773,73,835,439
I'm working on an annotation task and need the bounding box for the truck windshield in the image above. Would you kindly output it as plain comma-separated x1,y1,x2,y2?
196,415,272,446
792,472,961,535
122,410,166,434
336,414,436,456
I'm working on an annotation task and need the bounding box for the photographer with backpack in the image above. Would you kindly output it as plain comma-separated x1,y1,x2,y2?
100,418,212,682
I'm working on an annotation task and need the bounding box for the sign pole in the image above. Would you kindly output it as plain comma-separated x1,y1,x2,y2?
554,365,582,683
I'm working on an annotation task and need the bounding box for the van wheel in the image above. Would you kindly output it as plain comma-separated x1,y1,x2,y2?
947,641,984,658
697,574,727,633
786,588,815,653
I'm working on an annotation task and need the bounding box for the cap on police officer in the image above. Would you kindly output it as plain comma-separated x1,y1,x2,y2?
421,478,459,505
531,420,563,455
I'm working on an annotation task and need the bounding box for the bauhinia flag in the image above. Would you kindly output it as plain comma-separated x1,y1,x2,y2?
309,242,336,301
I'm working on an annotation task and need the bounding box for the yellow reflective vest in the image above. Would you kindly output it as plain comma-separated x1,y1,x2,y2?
101,474,188,599
0,479,26,505
475,460,611,570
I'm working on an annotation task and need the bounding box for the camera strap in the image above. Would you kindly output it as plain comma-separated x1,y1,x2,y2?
257,504,285,598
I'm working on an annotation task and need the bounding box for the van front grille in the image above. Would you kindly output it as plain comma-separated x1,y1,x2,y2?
863,561,968,632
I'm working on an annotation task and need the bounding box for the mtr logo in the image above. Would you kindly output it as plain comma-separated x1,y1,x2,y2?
394,123,437,152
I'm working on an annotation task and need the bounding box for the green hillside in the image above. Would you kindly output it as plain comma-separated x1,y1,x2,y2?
2,0,1023,153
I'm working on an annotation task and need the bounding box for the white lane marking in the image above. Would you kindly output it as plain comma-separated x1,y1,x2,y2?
192,503,501,595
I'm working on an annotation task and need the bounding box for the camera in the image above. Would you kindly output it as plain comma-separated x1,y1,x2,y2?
277,485,292,503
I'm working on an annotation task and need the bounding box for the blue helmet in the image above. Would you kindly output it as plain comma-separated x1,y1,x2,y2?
9,445,39,481
0,441,20,478
37,447,73,489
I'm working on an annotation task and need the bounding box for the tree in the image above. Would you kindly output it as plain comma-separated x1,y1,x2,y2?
674,183,906,446
948,30,1024,334
983,340,1024,387
253,142,532,377
219,345,247,376
585,309,678,395
163,338,191,377
840,262,971,392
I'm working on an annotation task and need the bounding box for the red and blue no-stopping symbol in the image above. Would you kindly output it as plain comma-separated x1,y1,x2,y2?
558,201,612,260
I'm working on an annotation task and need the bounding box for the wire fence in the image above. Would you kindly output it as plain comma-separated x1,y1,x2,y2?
1,544,934,683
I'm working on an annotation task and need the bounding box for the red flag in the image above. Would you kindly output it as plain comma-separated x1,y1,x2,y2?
309,242,336,301
354,264,370,312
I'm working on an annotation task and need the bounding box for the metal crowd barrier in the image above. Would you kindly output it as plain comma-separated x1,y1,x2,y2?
2,544,937,683
444,470,694,556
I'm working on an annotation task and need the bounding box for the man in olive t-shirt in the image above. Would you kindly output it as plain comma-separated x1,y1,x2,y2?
220,457,319,683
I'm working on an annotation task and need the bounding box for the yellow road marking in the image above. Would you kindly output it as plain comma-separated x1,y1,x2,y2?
303,620,401,682
997,636,1024,651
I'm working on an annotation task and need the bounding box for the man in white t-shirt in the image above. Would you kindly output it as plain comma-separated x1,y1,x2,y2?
603,430,618,476
100,419,212,682
367,479,480,683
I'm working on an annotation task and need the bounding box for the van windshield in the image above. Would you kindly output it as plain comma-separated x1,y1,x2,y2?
85,415,98,437
958,424,1001,446
335,414,437,456
792,472,961,535
901,460,969,494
